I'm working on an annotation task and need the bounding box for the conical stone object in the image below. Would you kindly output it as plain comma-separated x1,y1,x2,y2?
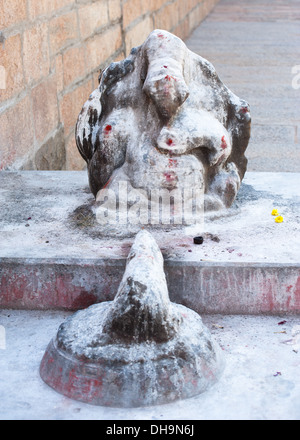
40,230,224,407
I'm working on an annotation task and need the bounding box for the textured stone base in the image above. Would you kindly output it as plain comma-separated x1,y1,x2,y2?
40,302,224,407
40,230,224,407
0,171,299,313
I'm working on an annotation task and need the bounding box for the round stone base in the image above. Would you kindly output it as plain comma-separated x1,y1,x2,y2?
40,302,224,407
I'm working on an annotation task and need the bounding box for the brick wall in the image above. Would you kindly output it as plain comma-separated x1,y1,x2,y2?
0,0,219,171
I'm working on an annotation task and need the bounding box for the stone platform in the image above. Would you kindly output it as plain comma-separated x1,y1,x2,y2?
0,171,299,314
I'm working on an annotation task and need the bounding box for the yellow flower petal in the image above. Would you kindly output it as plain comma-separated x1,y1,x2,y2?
275,216,283,223
271,209,279,216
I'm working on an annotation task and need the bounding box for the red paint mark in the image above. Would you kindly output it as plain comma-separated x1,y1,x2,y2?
167,138,173,146
104,124,112,134
164,171,176,182
278,320,287,325
157,33,165,38
221,135,227,150
0,268,101,310
163,65,168,68
295,276,300,308
68,368,78,385
260,278,275,312
102,177,111,189
79,377,103,401
286,285,293,292
168,158,177,168
164,75,177,82
241,107,249,113
72,292,98,310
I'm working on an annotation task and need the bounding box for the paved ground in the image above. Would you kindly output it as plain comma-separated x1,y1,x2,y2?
0,310,299,420
186,0,300,172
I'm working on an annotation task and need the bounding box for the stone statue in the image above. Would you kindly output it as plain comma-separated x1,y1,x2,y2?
75,29,250,229
40,230,224,407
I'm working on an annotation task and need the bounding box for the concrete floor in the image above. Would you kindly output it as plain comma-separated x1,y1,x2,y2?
186,0,300,172
0,310,299,420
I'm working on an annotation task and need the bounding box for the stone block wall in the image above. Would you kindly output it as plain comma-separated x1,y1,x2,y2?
0,0,219,171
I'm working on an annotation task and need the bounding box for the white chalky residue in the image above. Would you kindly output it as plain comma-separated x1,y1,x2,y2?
46,230,224,407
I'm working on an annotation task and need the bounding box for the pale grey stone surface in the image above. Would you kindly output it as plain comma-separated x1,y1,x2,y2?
76,29,251,217
40,231,224,407
185,1,300,172
0,310,299,419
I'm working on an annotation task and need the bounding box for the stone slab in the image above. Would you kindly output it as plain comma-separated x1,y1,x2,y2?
0,171,299,313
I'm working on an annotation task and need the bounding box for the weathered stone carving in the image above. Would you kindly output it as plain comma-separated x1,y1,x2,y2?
76,29,251,223
40,230,224,407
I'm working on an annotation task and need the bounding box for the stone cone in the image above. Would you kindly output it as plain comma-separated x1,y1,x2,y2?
40,230,224,407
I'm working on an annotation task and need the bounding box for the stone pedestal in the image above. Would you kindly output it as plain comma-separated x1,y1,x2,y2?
0,171,299,313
